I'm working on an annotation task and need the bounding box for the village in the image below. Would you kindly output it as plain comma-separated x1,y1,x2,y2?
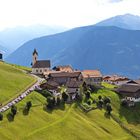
0,48,140,140
31,49,140,108
0,48,140,114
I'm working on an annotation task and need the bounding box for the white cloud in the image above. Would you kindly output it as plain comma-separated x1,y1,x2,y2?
109,0,123,3
0,0,139,30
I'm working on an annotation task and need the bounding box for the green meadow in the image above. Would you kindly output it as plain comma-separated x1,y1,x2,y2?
0,91,135,140
0,62,139,140
0,62,35,105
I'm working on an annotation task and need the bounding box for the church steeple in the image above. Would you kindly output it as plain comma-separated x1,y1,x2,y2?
32,49,38,66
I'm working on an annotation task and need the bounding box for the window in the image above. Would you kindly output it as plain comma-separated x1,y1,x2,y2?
40,69,42,73
36,69,38,72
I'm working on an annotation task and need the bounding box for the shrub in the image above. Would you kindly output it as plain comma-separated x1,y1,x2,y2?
85,91,90,99
103,97,111,105
11,105,17,116
87,99,92,105
98,99,104,108
98,95,102,100
92,99,96,104
0,113,3,121
41,90,52,98
56,97,61,105
47,97,56,109
106,103,112,115
62,92,68,102
26,101,32,111
121,99,128,106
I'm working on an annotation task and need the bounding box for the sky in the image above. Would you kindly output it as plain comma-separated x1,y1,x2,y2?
0,0,140,30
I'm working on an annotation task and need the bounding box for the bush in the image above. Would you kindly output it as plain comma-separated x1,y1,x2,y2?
62,92,68,102
56,97,61,105
92,99,96,104
87,99,92,105
98,95,102,100
106,103,112,115
0,113,3,121
89,85,99,92
41,90,52,98
11,105,17,116
98,99,104,108
103,97,111,105
121,99,128,106
26,101,32,110
47,97,55,109
85,91,90,99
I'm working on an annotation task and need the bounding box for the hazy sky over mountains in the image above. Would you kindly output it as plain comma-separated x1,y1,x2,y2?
0,0,139,30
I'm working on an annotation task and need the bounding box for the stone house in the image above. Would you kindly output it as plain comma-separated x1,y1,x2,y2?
116,84,140,102
82,70,102,85
48,71,82,85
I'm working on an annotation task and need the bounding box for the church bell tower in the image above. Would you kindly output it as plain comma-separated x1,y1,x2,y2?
32,49,38,66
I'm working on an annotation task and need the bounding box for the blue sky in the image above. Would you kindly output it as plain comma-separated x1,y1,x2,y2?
0,0,139,30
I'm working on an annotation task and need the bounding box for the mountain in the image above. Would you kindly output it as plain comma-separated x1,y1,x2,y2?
96,14,140,30
0,25,67,51
0,44,12,58
6,25,140,78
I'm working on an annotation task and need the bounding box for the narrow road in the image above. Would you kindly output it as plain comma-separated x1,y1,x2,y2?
0,74,45,113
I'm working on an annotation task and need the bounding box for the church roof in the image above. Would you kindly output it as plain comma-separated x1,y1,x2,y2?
32,60,51,68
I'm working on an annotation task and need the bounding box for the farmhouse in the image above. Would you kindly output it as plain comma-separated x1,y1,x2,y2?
32,49,51,74
103,75,129,85
65,80,82,101
40,79,59,90
48,71,82,85
82,70,102,85
116,84,140,102
125,80,140,85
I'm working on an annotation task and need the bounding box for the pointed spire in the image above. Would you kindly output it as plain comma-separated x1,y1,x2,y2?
33,49,38,56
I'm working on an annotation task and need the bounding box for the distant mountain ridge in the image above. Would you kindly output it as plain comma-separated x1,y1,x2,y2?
96,14,140,30
0,45,11,58
6,25,140,78
0,25,67,55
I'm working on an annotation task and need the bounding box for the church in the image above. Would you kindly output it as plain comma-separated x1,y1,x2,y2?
32,49,51,74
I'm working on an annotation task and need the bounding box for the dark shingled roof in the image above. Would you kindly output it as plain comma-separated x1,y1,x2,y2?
66,80,82,88
117,84,140,93
32,60,51,68
40,79,59,89
49,71,81,78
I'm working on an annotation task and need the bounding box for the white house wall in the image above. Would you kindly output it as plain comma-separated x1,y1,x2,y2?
32,68,50,74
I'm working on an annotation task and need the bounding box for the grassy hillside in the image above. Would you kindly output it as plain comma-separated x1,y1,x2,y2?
0,91,134,140
0,61,35,105
91,85,140,138
10,64,32,72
